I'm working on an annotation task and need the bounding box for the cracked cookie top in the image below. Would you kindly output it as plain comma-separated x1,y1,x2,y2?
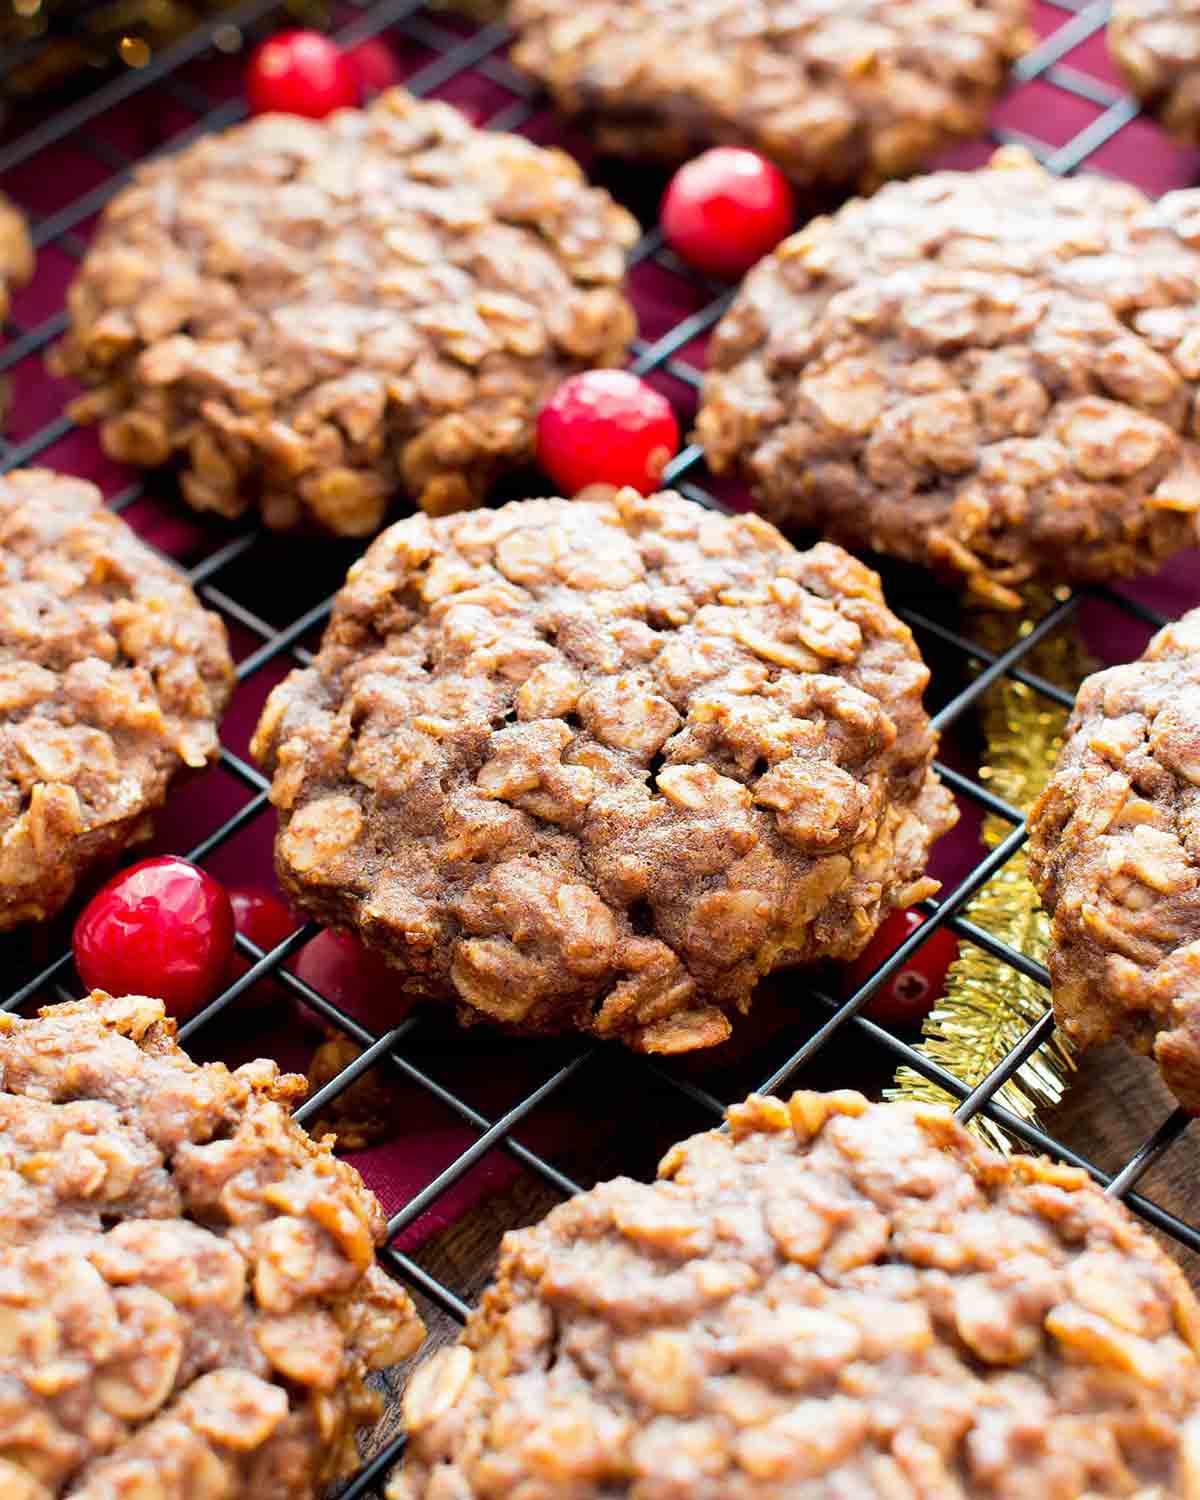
1110,0,1200,144
389,1090,1200,1500
0,469,233,928
1029,606,1200,1111
510,0,1031,192
52,89,639,534
0,992,423,1500
252,487,955,1052
698,147,1200,607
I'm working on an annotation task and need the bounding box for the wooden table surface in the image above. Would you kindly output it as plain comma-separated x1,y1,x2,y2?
1045,1044,1200,1290
364,1039,1200,1483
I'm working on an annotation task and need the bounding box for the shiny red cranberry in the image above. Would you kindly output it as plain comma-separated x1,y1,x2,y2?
845,908,959,1031
227,887,296,1005
246,30,359,119
537,370,679,496
292,929,408,1035
344,37,399,96
74,856,235,1020
661,147,795,280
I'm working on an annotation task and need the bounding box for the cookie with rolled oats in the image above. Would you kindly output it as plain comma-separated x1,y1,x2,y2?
0,991,423,1499
252,487,956,1052
1111,0,1200,145
0,468,233,928
510,0,1032,192
389,1089,1200,1500
0,193,33,429
1030,606,1200,1112
53,89,638,534
0,192,32,324
698,148,1200,608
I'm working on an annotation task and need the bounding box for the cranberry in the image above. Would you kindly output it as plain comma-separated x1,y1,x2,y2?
227,887,296,1005
453,100,486,128
245,30,359,119
845,908,959,1031
74,856,235,1021
661,147,795,280
344,37,399,96
537,370,679,496
292,929,409,1036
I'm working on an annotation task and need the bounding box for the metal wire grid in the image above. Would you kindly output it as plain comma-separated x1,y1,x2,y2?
0,0,1195,1493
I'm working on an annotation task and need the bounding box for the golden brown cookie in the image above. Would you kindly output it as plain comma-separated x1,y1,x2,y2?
698,148,1200,608
252,487,956,1053
1029,606,1200,1112
1111,0,1200,144
0,469,234,928
0,192,32,324
510,0,1032,191
0,194,34,431
0,991,423,1499
52,89,639,534
390,1089,1200,1500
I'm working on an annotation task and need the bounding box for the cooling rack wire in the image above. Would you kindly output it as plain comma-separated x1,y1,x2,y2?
1,2,1196,1493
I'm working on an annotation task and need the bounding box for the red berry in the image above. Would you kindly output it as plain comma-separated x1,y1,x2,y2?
292,929,409,1035
74,856,235,1021
537,370,679,496
229,887,294,954
344,37,399,96
227,887,296,1006
661,147,795,280
845,909,959,1031
246,30,359,119
453,100,486,128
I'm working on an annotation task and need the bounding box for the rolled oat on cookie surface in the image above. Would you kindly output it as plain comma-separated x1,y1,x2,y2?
0,193,32,324
0,991,424,1500
697,146,1200,609
1029,606,1200,1114
51,88,638,535
0,469,233,929
388,1089,1200,1500
251,487,956,1054
509,0,1032,192
1111,0,1200,145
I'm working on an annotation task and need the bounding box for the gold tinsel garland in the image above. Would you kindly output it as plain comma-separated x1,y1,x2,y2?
889,602,1094,1151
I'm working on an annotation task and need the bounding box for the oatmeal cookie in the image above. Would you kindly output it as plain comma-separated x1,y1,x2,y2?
251,487,956,1054
698,147,1200,608
306,1035,397,1150
51,89,638,534
0,195,34,429
1029,607,1200,1113
509,0,1032,193
0,991,424,1499
1111,0,1200,144
0,193,32,323
389,1089,1200,1500
0,469,233,928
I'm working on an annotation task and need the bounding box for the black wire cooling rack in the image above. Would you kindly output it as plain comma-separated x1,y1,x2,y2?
2,1,1198,1494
